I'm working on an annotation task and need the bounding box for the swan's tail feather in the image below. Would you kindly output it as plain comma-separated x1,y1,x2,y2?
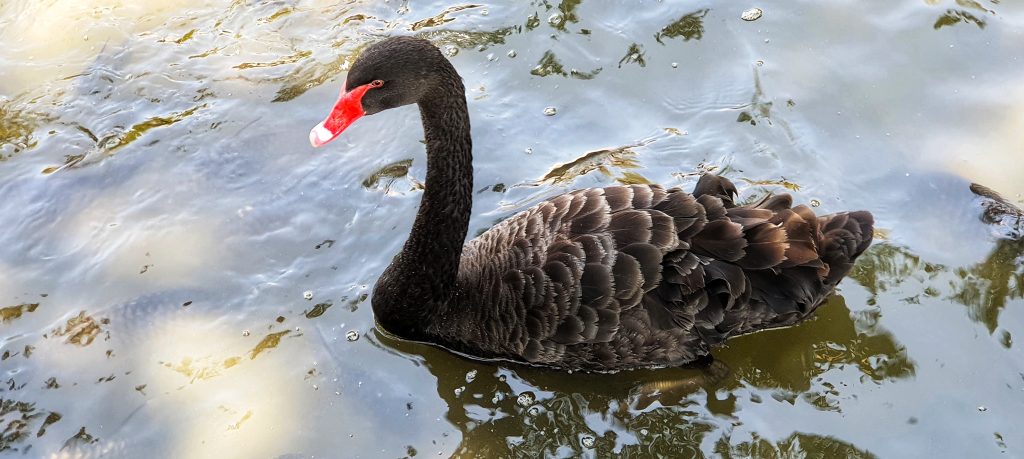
675,176,875,342
691,173,738,207
688,174,873,280
818,211,874,285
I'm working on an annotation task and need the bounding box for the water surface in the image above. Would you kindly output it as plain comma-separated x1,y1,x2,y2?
1,0,1022,457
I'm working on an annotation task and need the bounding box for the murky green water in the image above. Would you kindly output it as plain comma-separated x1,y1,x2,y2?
1,1,1022,457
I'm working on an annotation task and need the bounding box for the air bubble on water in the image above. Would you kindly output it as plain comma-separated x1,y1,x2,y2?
346,330,359,341
756,60,764,66
741,8,763,21
465,369,478,383
810,199,821,207
454,386,465,397
671,62,679,68
764,38,770,44
527,406,541,416
581,435,596,448
548,13,562,26
978,405,988,412
481,9,489,16
487,53,496,61
444,45,459,57
640,428,649,436
498,374,507,382
517,391,535,407
524,147,534,154
242,330,250,337
507,50,517,58
303,290,314,300
543,107,557,116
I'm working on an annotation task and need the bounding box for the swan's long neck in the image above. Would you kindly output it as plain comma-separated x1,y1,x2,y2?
373,75,472,338
406,86,473,292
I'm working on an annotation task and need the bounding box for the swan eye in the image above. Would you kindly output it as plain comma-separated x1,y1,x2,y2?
370,79,384,88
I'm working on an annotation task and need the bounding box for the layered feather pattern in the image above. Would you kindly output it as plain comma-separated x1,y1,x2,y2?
441,175,874,371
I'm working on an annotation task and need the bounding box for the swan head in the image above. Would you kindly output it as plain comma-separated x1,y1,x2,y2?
310,36,454,148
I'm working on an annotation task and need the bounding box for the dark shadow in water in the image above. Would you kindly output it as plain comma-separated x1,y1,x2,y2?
654,9,710,44
538,0,583,33
735,68,789,132
618,43,646,68
949,238,1024,333
408,5,485,32
361,158,424,194
414,27,516,51
530,50,602,79
711,432,876,458
371,294,910,457
272,43,367,103
932,0,994,31
851,240,1023,334
274,5,516,103
276,1,722,104
934,9,986,29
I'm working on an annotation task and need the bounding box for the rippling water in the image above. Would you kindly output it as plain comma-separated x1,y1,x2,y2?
1,1,1022,457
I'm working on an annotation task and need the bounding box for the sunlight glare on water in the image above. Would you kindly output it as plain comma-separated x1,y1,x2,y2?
1,0,1022,458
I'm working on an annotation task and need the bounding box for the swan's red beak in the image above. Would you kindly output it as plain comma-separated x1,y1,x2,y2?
309,83,373,148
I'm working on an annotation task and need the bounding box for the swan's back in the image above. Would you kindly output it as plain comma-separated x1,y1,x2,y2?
442,174,873,371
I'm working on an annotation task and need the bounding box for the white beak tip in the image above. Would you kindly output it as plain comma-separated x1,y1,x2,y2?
309,123,333,148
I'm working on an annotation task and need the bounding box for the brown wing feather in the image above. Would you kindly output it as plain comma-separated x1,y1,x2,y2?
450,174,873,370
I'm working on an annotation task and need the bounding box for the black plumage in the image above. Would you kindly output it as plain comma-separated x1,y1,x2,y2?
317,37,875,372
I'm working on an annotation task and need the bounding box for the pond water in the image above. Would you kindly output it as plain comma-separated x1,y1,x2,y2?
1,0,1022,457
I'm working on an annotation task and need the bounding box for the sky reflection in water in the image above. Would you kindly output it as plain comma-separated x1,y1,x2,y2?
0,0,1022,457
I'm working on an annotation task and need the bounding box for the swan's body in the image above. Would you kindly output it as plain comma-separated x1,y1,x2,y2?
312,37,874,371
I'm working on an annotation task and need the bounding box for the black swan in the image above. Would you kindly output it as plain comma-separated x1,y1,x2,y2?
310,37,874,371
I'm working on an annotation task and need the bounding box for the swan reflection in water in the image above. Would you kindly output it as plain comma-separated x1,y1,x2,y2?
368,291,913,458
